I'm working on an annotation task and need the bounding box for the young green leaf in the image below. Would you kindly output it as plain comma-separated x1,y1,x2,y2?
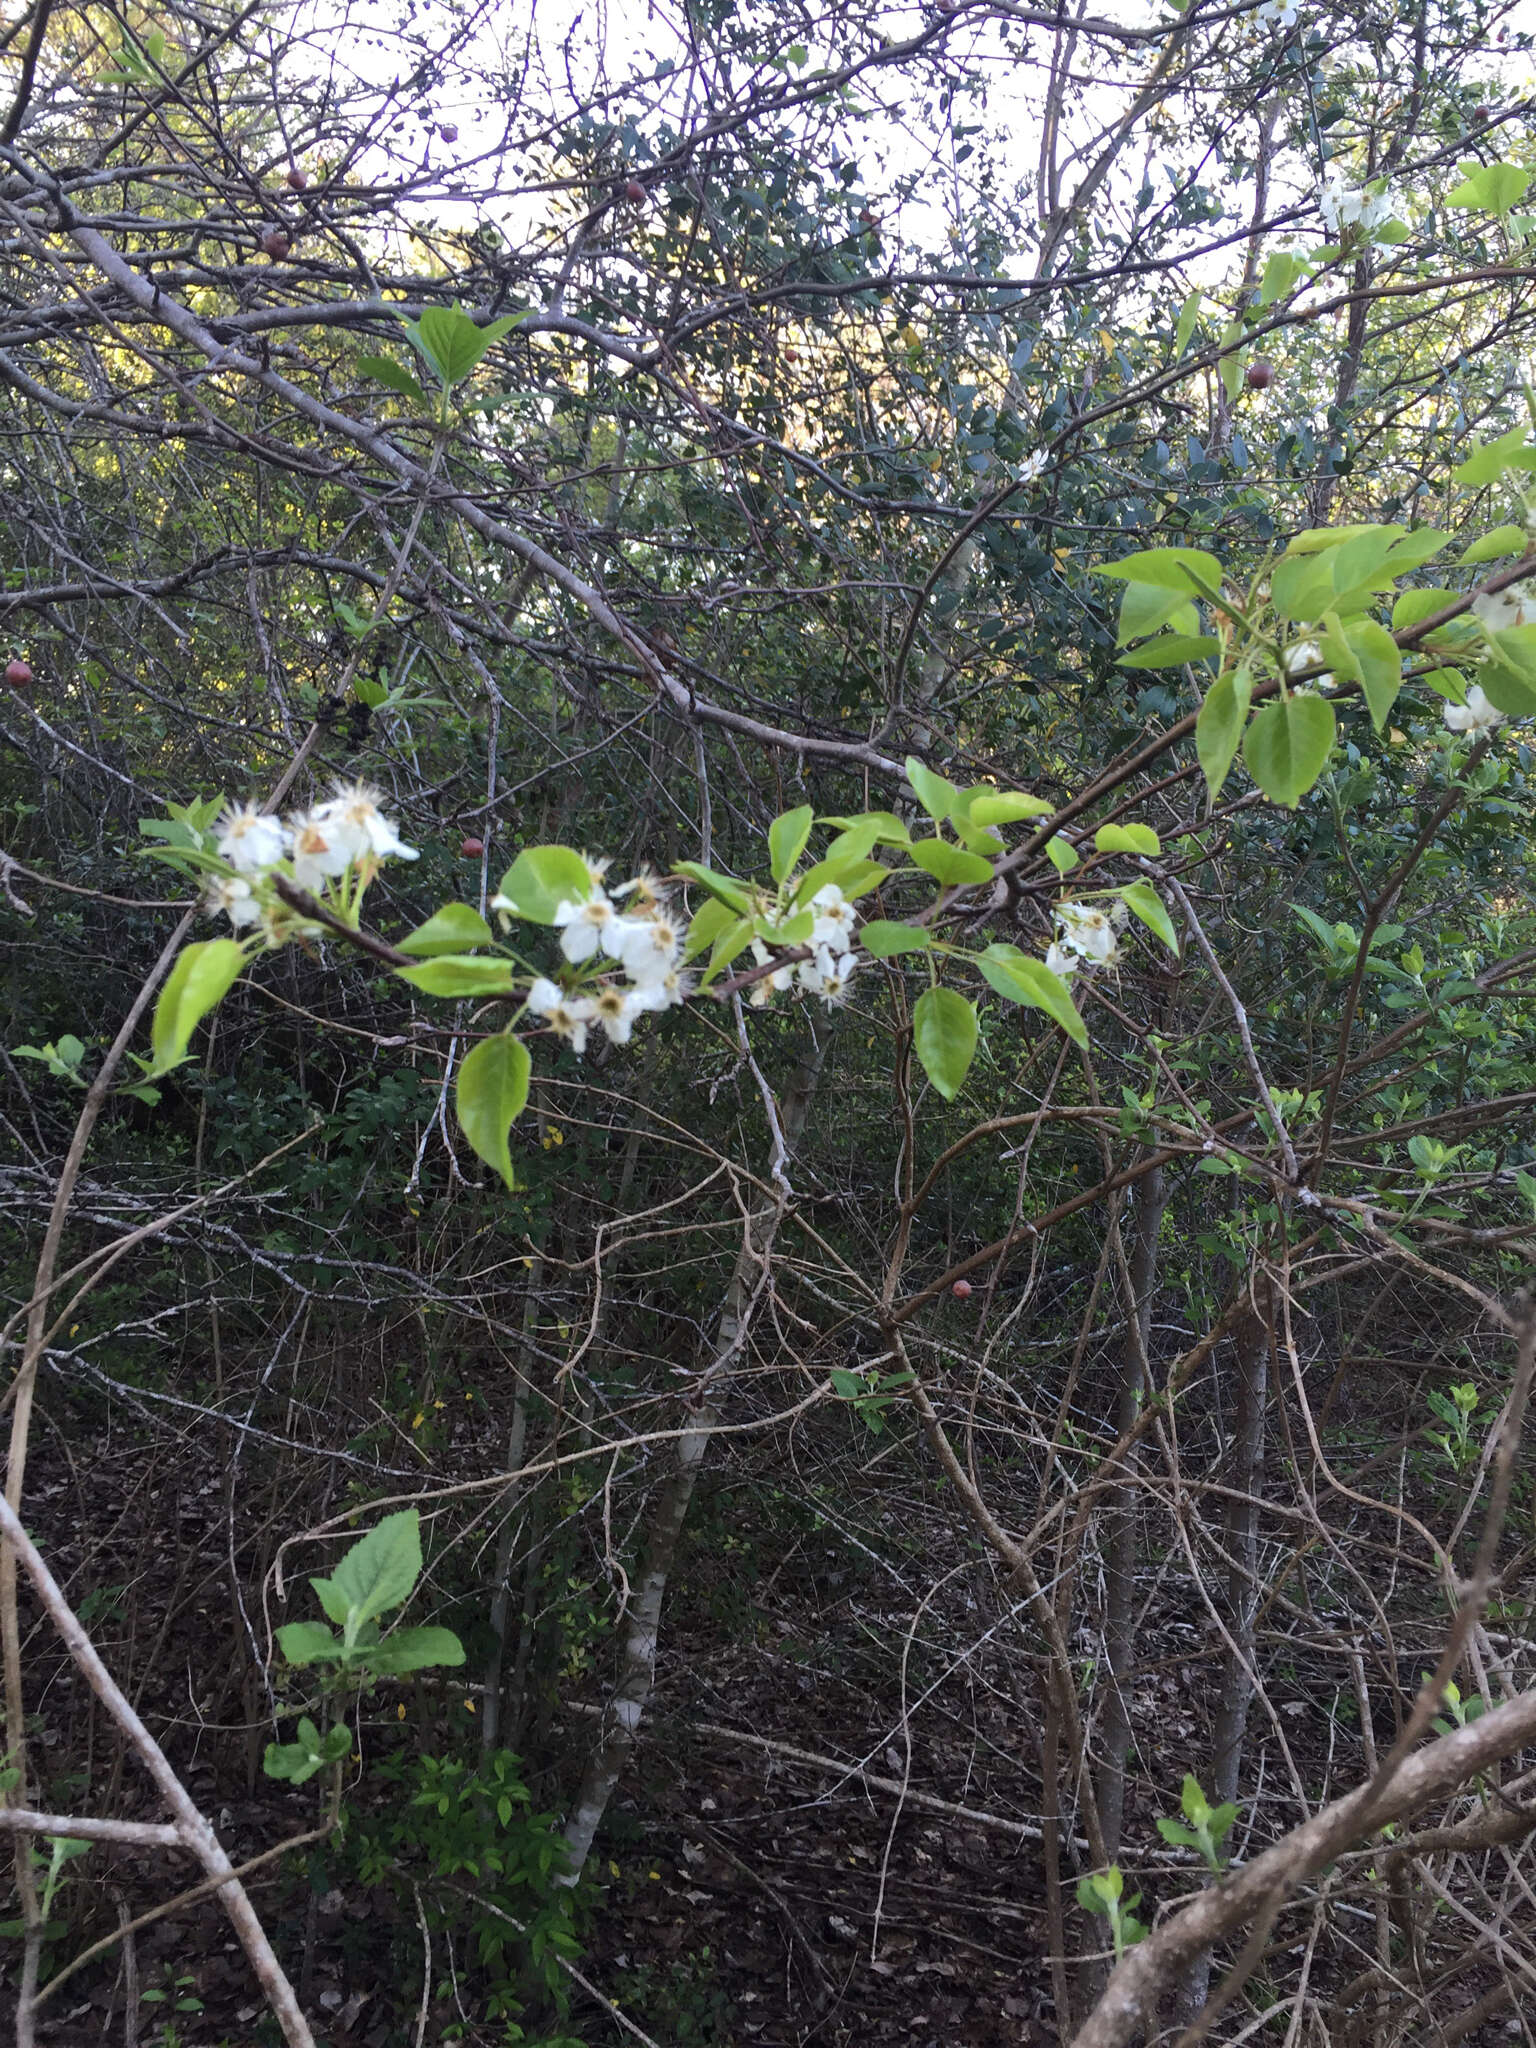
908,837,994,888
363,1626,466,1674
455,1031,531,1189
859,920,932,957
967,791,1055,826
311,1509,423,1641
149,939,247,1077
768,804,814,883
396,956,516,998
1093,823,1161,857
672,860,752,912
1118,881,1178,954
1093,546,1222,594
912,986,978,1100
1343,619,1404,731
398,305,522,389
1195,664,1253,802
275,1621,342,1667
357,355,427,404
975,944,1087,1046
1243,691,1335,808
396,903,495,956
905,755,959,824
493,846,592,923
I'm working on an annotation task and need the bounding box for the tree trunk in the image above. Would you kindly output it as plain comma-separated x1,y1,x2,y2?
558,1027,825,1882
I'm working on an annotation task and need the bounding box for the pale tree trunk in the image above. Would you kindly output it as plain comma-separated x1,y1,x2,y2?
1096,1161,1166,1859
558,1027,826,1882
1179,1291,1270,2022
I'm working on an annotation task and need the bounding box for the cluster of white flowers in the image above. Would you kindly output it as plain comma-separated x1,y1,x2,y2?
750,883,860,1009
1318,175,1395,243
1471,578,1536,633
1047,900,1128,978
1254,0,1298,28
515,865,692,1054
208,784,418,940
1443,684,1506,735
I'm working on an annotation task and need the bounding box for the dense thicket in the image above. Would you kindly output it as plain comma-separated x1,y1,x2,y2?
1,0,1535,2042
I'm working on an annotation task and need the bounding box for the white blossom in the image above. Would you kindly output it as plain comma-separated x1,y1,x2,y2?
205,873,260,929
216,803,288,872
633,964,693,1012
1017,450,1050,485
1284,639,1334,690
553,890,620,963
288,812,352,894
1044,941,1079,980
1443,684,1506,735
610,910,684,985
1318,174,1394,243
798,946,858,1006
809,883,858,951
748,938,796,1005
525,976,595,1055
1471,578,1536,633
591,984,644,1045
1054,902,1121,966
312,781,418,864
1255,0,1297,26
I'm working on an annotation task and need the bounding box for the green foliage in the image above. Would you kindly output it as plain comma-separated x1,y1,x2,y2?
1076,1865,1147,1960
1156,1774,1239,1872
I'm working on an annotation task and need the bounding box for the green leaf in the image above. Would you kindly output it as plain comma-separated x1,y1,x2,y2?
397,903,495,956
1344,619,1403,731
1094,546,1222,594
455,1032,531,1190
821,810,912,847
275,1621,341,1667
1459,526,1528,565
1196,664,1253,802
1045,836,1079,873
967,791,1054,825
396,956,516,997
364,1626,466,1674
357,355,426,404
1446,161,1531,216
493,846,592,923
1116,581,1198,647
264,1719,351,1785
149,939,247,1078
1174,288,1202,354
859,920,932,957
1118,881,1178,954
795,856,888,902
1117,633,1219,669
830,1367,865,1399
912,986,978,1100
1243,691,1336,808
767,805,814,883
673,860,752,912
905,755,959,824
1257,252,1296,307
975,944,1087,1046
1454,425,1536,488
909,837,994,888
1391,587,1459,631
312,1510,422,1642
398,305,521,389
681,896,738,963
1094,823,1161,857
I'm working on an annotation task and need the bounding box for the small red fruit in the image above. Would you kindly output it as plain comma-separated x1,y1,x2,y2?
438,123,458,143
285,166,308,191
1472,105,1494,124
260,229,290,259
5,657,32,688
624,178,647,204
1245,358,1276,391
951,1279,972,1300
460,837,485,858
